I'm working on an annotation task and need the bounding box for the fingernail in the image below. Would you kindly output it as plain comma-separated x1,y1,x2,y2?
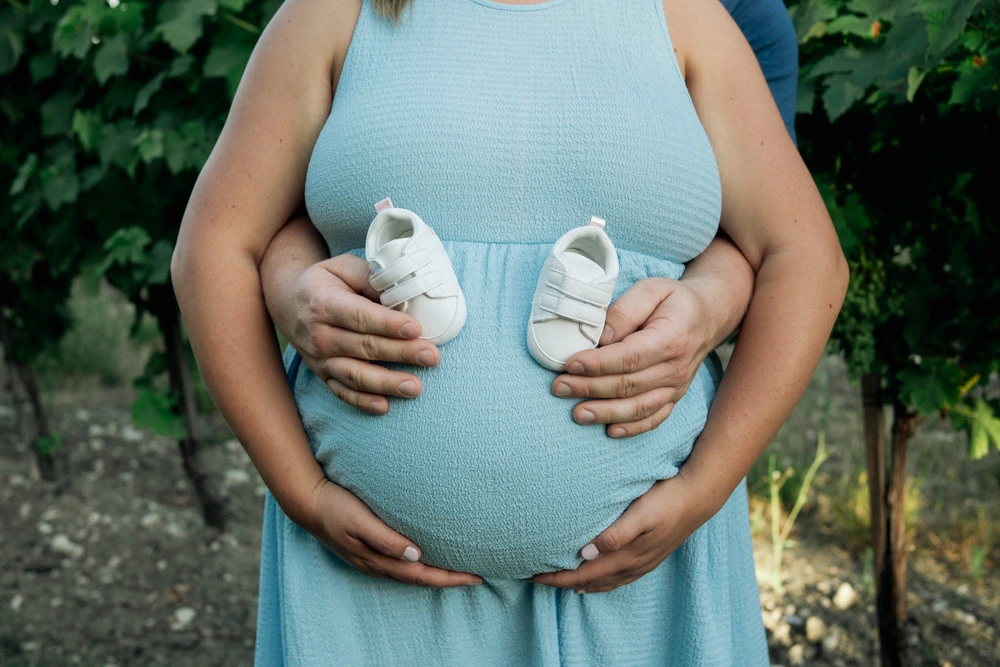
398,380,419,396
601,323,614,342
369,400,386,413
576,409,595,423
401,322,419,338
575,589,586,595
581,543,600,560
554,383,571,397
402,546,420,562
567,361,585,374
609,426,626,438
416,349,436,366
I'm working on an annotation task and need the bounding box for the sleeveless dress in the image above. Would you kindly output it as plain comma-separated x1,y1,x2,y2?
255,0,797,664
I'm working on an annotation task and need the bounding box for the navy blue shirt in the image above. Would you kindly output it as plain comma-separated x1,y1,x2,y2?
720,0,799,142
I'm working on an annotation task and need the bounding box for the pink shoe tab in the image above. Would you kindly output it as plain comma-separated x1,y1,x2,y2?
588,215,606,230
374,198,394,213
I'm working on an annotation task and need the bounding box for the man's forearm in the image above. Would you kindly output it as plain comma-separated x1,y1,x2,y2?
680,233,756,350
260,214,331,332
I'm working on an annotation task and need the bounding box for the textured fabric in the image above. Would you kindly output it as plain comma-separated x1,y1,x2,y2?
255,0,796,664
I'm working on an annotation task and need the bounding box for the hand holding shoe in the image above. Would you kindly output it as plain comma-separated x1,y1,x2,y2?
550,276,721,438
263,252,441,415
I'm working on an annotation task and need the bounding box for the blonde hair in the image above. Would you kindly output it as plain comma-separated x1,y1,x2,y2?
372,0,414,24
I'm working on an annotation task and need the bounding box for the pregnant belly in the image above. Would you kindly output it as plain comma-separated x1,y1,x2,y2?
290,242,721,580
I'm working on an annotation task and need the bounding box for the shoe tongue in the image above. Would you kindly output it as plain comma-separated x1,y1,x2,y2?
369,237,411,272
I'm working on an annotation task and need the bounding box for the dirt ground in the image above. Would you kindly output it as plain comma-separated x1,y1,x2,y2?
1,374,998,666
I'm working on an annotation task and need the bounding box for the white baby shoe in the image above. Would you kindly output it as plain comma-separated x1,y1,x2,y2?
527,216,619,372
365,198,467,345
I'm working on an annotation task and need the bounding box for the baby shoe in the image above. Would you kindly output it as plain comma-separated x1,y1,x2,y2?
365,198,467,346
527,216,619,372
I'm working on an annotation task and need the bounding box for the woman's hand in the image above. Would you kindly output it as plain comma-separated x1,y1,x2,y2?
301,478,484,588
551,234,754,438
261,229,443,415
529,470,715,593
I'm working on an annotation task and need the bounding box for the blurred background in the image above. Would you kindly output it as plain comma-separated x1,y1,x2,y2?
1,0,998,665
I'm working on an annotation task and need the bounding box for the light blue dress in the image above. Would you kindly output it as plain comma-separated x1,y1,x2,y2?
255,0,797,663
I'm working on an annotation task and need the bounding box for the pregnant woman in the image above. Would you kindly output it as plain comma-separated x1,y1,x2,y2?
172,0,847,664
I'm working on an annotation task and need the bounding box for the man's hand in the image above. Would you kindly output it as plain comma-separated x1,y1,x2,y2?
550,276,728,438
266,252,442,414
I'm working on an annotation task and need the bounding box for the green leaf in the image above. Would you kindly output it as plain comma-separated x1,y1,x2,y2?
147,240,175,285
80,164,108,191
810,45,885,107
100,226,152,273
906,66,927,101
961,29,984,53
203,43,252,98
0,19,24,76
163,121,213,173
29,52,58,83
71,109,103,151
53,8,95,59
898,361,963,415
827,15,878,38
134,71,167,114
797,83,816,115
41,91,78,137
847,0,905,21
823,185,872,255
40,172,80,211
876,12,932,91
949,53,998,105
157,0,218,53
131,387,186,440
93,33,130,84
9,154,38,196
217,0,249,10
823,73,868,120
168,54,195,77
35,434,63,456
98,119,141,170
789,0,838,44
134,127,165,163
917,0,981,59
110,0,146,35
968,399,1000,459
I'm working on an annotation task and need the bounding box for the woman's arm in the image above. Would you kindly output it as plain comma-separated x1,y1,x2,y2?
171,0,481,588
674,0,849,513
532,0,847,592
171,0,337,526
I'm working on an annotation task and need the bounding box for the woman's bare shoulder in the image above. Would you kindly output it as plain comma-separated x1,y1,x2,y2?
660,0,748,84
259,0,363,94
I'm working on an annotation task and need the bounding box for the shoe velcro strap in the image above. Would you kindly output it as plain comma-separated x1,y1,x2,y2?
546,269,613,308
538,292,606,328
379,269,444,309
368,248,432,292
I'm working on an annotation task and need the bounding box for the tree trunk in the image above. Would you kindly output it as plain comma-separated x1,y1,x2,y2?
0,314,57,481
150,291,227,530
886,401,919,664
863,371,917,667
